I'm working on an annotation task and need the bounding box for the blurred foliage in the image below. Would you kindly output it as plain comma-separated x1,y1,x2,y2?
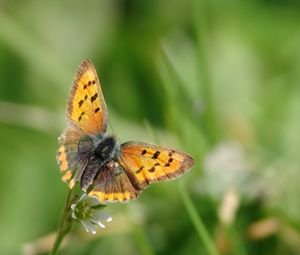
0,0,300,254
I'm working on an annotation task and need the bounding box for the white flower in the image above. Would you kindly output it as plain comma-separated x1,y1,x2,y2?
71,194,112,234
195,141,251,199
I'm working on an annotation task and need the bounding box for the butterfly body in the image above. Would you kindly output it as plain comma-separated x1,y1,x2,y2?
76,133,120,192
57,60,194,203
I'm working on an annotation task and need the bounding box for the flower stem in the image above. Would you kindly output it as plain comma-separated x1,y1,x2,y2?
50,188,74,255
178,184,220,255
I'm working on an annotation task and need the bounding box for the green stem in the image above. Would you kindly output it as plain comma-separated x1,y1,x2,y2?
178,184,220,255
50,189,74,255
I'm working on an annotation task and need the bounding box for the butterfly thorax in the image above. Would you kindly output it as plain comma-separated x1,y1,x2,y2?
93,134,119,161
78,134,120,192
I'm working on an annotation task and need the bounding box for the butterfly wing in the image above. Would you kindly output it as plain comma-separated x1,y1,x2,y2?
118,142,194,190
87,142,194,203
88,162,141,203
67,59,108,135
57,60,108,188
56,124,84,188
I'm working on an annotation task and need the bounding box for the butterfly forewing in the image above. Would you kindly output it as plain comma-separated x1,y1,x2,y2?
58,60,108,188
67,60,107,135
118,142,194,190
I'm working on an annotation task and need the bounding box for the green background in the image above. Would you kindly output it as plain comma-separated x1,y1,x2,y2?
0,0,300,254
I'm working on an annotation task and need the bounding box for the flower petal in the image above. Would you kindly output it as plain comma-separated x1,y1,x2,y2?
80,220,97,235
96,220,106,229
71,211,77,219
79,194,99,207
93,211,112,223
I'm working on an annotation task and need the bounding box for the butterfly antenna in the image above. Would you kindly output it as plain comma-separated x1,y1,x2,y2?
108,118,117,139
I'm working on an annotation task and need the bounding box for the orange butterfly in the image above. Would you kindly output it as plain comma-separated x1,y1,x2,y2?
57,60,194,203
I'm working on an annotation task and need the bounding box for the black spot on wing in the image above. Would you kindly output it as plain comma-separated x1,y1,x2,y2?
152,151,160,159
78,100,84,107
135,166,144,174
91,93,98,103
148,167,155,173
78,111,85,121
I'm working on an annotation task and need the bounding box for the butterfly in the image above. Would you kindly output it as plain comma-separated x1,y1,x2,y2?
57,60,194,203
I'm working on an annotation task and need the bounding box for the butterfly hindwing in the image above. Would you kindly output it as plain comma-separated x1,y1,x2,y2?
67,60,108,135
88,161,140,203
118,142,194,190
57,124,84,188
